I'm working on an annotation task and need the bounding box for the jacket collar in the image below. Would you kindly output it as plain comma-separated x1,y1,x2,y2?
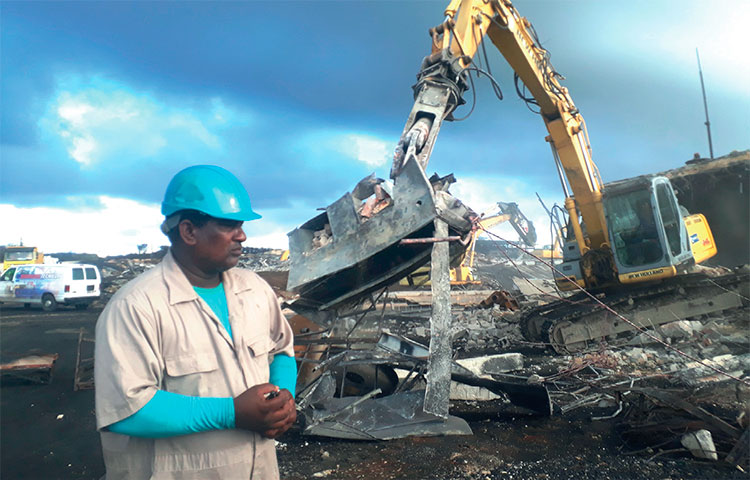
163,249,254,305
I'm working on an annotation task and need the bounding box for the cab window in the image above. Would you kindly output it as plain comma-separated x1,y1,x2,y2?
85,268,98,280
72,268,84,280
605,189,663,267
655,183,682,256
1,268,16,282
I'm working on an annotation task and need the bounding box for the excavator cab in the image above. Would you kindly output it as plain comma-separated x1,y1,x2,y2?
603,176,695,283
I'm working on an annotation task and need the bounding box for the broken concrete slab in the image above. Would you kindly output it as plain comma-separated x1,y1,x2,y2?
681,429,718,460
659,320,697,340
456,353,524,376
449,382,501,401
676,353,750,384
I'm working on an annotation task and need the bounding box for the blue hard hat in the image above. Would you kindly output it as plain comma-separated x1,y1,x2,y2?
161,165,261,221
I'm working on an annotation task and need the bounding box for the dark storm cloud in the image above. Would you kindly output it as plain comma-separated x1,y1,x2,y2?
1,0,746,215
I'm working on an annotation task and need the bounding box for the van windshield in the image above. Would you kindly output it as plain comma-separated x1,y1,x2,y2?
1,268,15,281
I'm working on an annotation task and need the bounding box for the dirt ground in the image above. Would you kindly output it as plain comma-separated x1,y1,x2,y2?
1,304,745,480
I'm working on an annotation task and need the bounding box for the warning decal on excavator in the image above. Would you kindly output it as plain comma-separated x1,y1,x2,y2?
690,233,699,244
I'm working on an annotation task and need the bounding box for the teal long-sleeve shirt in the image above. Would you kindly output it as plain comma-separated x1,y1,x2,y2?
107,284,297,438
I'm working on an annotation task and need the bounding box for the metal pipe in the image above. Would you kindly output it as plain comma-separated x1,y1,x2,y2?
696,49,714,160
400,236,460,244
400,232,473,245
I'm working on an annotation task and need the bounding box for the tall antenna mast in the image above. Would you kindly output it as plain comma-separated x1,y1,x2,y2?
696,48,714,160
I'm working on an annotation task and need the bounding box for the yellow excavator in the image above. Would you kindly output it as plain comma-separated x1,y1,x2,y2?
390,0,745,351
2,245,44,272
531,241,562,262
400,201,537,286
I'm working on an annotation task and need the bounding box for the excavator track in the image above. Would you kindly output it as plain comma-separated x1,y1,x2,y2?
520,267,749,354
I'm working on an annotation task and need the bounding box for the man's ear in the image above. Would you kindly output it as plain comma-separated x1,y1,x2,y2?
178,220,199,246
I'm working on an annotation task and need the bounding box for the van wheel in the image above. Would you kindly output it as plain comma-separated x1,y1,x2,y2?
75,304,89,310
41,293,57,312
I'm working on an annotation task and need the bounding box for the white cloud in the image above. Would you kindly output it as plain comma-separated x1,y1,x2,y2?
293,129,396,172
167,113,220,149
347,134,391,167
579,1,750,98
449,175,563,247
0,196,292,257
0,198,165,256
70,135,97,165
308,131,392,168
58,101,94,125
657,4,750,95
40,77,238,166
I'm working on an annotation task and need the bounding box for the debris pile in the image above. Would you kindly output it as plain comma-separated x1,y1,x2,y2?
96,257,162,306
285,245,749,466
237,247,288,272
84,248,287,307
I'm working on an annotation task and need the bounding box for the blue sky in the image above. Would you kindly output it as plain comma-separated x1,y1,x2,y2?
1,1,748,255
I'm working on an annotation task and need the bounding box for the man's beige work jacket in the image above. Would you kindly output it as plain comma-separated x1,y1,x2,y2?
95,250,294,479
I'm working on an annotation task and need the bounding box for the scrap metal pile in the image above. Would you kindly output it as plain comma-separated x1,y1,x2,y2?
283,260,749,467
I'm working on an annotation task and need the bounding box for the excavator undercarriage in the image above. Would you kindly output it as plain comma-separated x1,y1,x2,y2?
521,266,749,353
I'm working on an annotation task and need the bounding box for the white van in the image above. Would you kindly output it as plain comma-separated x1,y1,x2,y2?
0,263,101,311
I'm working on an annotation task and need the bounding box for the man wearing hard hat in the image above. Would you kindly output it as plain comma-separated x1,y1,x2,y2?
94,165,297,479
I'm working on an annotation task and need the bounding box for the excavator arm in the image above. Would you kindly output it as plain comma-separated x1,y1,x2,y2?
464,201,537,271
391,0,607,259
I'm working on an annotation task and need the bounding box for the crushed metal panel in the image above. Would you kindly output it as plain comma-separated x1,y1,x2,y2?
287,156,474,314
302,390,472,440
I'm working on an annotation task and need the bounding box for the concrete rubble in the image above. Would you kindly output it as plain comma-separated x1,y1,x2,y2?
70,247,288,307
681,429,719,460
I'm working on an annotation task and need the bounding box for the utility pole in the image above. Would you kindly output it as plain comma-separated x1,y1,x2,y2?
696,48,714,160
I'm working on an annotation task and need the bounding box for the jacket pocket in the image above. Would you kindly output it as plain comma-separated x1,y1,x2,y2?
246,336,273,358
164,352,219,377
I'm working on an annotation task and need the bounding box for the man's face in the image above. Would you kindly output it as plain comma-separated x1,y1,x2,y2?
191,218,247,273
